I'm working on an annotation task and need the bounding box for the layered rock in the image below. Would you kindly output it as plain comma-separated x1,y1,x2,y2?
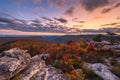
83,63,120,80
20,54,70,80
0,48,69,80
34,66,70,80
20,55,46,80
0,48,31,80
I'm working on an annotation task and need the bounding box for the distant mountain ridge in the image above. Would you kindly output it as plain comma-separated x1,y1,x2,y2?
0,35,120,44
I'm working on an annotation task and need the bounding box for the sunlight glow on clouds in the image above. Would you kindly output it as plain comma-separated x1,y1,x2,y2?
0,0,120,35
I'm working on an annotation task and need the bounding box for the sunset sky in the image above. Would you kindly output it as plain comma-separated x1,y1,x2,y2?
0,0,120,35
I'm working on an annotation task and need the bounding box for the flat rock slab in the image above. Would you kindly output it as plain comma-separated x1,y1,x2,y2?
83,63,120,80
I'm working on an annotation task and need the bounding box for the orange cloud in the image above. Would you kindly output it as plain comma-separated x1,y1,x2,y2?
92,14,105,20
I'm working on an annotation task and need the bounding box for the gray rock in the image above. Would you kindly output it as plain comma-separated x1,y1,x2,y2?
0,49,70,80
83,63,120,80
117,57,120,64
20,54,70,80
34,66,70,80
20,55,46,80
0,48,31,80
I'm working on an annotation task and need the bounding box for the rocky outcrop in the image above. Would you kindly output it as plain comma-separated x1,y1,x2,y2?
34,66,70,80
117,57,120,64
20,55,70,80
20,55,46,80
1,48,120,80
0,48,69,80
103,44,120,52
83,63,120,80
0,48,31,80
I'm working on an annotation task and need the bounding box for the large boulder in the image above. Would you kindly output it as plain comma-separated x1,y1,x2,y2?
0,48,31,80
83,63,120,80
34,66,70,80
20,54,70,80
20,55,46,80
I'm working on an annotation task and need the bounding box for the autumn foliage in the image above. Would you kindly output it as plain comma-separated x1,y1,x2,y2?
0,38,116,79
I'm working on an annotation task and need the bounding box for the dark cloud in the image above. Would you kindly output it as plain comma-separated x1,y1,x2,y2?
101,27,120,32
101,22,120,27
0,13,80,33
83,28,120,33
77,21,85,23
54,18,67,23
111,22,119,26
102,2,120,13
31,19,42,23
72,18,78,21
72,18,85,23
64,6,75,16
80,0,109,11
102,8,112,13
0,12,15,19
114,2,120,8
73,25,83,27
42,16,53,21
0,17,13,24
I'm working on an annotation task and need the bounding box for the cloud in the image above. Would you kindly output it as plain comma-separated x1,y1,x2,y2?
0,13,81,33
80,0,109,11
102,8,112,13
101,27,120,32
116,17,120,20
102,2,120,13
31,19,42,23
47,0,65,8
114,2,120,8
64,6,75,16
77,21,85,23
0,17,13,24
92,14,105,20
32,0,42,4
72,18,85,23
83,27,120,33
54,18,67,23
101,22,120,27
33,6,44,15
42,16,53,21
0,12,15,20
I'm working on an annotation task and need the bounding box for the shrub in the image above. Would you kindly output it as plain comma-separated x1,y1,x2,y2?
84,68,96,79
65,69,85,80
93,34,102,42
83,68,103,80
11,74,20,80
110,65,120,77
109,58,117,65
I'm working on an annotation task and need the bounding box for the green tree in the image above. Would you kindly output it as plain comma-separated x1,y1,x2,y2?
106,32,116,45
93,34,102,42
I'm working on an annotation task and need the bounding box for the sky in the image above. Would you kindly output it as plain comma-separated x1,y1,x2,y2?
0,0,120,35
